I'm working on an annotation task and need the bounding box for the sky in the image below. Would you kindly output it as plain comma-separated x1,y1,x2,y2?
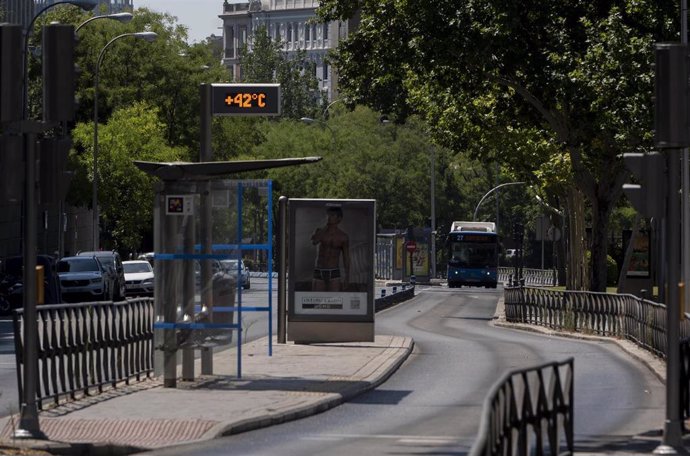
134,0,224,43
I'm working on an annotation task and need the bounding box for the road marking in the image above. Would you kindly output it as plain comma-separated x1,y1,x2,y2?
303,433,459,445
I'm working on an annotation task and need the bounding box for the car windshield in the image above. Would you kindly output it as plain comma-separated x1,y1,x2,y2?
58,258,100,273
124,262,152,274
222,260,239,270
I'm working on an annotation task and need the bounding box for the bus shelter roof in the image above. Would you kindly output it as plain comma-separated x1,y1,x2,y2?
134,157,322,181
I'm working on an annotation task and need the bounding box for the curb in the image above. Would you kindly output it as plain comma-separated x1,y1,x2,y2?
208,336,415,440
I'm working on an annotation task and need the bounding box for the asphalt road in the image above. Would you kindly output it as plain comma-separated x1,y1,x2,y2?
138,285,665,456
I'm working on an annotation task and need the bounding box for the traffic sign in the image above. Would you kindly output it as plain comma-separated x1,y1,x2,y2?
406,241,416,253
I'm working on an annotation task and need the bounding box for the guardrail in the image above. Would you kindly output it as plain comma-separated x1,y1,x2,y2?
504,286,690,423
504,286,675,356
375,285,415,312
470,358,574,456
13,298,154,410
498,267,558,287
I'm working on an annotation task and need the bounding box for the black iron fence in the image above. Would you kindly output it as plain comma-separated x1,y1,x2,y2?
470,358,574,456
504,286,690,423
498,267,558,287
503,286,680,357
12,298,154,410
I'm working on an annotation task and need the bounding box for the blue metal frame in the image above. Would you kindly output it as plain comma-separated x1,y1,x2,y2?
152,179,274,378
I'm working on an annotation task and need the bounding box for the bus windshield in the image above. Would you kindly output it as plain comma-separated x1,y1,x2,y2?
450,242,497,268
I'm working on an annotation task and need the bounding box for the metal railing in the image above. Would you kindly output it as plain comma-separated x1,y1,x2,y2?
504,286,690,423
13,298,154,410
470,358,574,456
498,267,558,287
504,287,676,357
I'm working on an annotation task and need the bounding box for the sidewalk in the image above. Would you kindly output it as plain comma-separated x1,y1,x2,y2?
0,334,414,455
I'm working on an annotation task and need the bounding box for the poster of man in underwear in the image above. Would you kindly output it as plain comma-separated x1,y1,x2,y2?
310,206,350,292
288,199,375,318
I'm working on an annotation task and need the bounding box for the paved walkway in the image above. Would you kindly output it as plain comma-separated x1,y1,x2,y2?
0,334,413,455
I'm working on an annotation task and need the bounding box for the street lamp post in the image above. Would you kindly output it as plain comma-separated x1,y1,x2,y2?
430,146,436,279
473,181,526,223
75,12,133,33
92,31,157,249
16,0,98,440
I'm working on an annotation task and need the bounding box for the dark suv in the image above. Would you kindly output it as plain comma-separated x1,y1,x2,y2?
77,251,126,301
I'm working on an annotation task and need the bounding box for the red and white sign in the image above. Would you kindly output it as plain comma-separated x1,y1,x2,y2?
406,241,417,253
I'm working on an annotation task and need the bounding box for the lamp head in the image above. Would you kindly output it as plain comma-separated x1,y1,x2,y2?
134,31,158,42
109,12,134,23
300,117,315,124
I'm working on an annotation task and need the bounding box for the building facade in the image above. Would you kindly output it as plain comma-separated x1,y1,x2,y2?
220,0,355,101
0,1,132,28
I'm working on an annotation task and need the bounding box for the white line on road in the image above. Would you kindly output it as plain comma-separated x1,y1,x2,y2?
302,433,460,444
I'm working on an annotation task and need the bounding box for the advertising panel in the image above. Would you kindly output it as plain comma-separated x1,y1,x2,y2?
288,199,375,322
625,230,651,278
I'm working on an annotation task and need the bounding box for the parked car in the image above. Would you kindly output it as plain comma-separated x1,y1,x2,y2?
220,259,251,289
77,251,126,301
0,255,62,314
57,256,115,302
194,259,225,290
122,260,155,297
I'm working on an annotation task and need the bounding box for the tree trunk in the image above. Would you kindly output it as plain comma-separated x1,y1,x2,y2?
566,187,588,290
589,197,611,291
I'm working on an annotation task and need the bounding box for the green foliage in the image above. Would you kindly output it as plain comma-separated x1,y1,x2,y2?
33,7,229,156
70,102,184,251
316,0,678,291
252,106,492,231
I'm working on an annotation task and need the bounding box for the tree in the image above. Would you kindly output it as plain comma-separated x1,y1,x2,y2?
70,102,184,251
252,106,487,232
239,26,325,120
316,0,678,291
34,7,229,157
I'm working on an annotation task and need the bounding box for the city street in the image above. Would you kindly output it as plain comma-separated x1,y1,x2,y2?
137,285,665,456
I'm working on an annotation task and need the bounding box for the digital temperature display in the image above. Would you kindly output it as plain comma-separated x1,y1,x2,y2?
211,84,281,116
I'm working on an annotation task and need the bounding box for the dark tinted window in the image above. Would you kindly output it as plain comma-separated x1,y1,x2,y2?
58,258,100,273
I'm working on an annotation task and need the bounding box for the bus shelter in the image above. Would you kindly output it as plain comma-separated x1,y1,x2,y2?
135,158,320,387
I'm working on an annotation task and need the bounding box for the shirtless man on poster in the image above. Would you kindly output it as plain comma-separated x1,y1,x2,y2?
311,206,350,291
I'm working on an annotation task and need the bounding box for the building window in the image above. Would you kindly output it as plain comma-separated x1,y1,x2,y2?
323,23,329,41
239,25,247,49
323,62,329,81
305,23,310,42
226,26,235,58
275,23,281,41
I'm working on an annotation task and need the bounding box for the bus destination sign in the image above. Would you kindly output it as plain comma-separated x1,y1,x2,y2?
211,83,281,116
450,233,495,243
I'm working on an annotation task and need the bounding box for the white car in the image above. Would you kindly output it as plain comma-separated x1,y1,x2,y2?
122,260,155,297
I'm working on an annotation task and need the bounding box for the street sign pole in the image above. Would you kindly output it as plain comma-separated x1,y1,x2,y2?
655,149,686,455
406,241,416,285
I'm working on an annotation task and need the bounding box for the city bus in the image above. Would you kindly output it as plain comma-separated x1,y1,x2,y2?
446,221,498,288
